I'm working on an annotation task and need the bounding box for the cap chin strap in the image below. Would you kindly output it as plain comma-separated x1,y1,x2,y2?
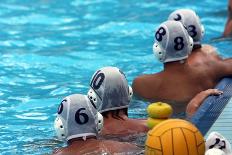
96,112,104,133
179,60,185,64
67,133,97,141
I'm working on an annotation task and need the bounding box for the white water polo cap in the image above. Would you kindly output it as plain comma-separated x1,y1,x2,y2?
87,66,133,113
54,94,103,141
168,9,204,46
205,132,232,155
205,148,226,155
153,20,193,63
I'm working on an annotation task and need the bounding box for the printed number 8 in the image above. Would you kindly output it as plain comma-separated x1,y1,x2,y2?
155,27,166,42
174,37,184,51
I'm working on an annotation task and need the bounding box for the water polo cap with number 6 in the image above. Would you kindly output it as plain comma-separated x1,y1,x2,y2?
153,20,193,63
54,94,103,141
168,9,204,46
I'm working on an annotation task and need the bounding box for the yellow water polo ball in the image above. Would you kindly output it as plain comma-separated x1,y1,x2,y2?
147,102,173,118
145,119,205,155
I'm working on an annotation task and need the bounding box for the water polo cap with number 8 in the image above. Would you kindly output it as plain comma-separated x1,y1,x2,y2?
87,66,133,113
168,9,204,46
153,20,193,63
54,94,103,141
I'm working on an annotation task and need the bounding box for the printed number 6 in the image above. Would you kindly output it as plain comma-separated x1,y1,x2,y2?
75,108,89,125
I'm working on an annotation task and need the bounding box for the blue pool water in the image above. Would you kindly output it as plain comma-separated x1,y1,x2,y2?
0,0,232,154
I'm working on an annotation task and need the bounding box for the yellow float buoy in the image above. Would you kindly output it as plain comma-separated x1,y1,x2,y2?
147,102,173,118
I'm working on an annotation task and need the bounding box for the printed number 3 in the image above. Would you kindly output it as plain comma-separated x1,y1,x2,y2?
188,25,197,38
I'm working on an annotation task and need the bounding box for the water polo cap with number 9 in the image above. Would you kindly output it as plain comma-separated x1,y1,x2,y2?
153,20,193,63
168,9,204,46
54,94,103,141
87,66,133,113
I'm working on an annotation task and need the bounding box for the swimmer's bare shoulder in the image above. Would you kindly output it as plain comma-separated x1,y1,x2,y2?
132,73,162,99
52,140,142,155
224,20,232,37
201,44,217,54
188,44,222,64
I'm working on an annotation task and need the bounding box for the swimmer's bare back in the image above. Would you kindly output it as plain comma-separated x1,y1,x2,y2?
132,63,212,107
53,138,143,155
133,51,232,112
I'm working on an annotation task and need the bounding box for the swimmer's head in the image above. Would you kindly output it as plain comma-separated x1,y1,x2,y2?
54,94,103,142
87,66,133,113
153,20,193,63
168,9,204,47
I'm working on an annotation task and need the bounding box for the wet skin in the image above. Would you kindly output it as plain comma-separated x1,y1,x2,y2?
133,45,232,114
53,138,143,155
223,0,232,37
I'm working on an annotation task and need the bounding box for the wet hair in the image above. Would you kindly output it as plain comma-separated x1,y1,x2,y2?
193,44,202,50
102,108,128,120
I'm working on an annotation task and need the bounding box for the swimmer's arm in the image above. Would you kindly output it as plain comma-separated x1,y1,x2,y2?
132,75,161,101
186,89,223,118
223,20,232,37
223,0,232,37
216,58,232,77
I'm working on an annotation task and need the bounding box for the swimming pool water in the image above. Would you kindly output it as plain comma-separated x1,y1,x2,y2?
0,0,231,154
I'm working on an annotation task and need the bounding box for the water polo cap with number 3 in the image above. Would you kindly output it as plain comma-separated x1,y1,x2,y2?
168,9,204,46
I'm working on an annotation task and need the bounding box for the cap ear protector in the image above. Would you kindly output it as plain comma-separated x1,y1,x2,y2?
188,36,194,54
201,25,205,36
96,112,103,133
128,85,133,101
54,116,66,141
87,88,98,108
153,42,165,62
